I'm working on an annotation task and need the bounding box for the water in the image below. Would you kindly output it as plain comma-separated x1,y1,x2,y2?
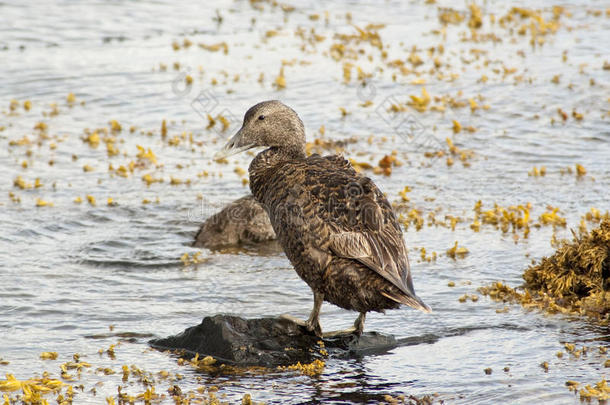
1,0,609,403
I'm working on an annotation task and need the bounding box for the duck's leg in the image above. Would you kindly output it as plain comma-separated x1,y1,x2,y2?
280,291,323,336
353,312,366,335
322,312,366,338
306,291,323,335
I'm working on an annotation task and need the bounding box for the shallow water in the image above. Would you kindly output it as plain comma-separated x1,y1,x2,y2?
1,0,609,403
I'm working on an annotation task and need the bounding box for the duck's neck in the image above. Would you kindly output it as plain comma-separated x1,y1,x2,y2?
249,145,305,202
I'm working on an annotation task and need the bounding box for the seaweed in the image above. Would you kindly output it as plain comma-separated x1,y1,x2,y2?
523,219,610,317
480,219,610,320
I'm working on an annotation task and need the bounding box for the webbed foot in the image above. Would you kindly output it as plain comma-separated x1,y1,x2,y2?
322,312,366,338
280,314,322,337
321,327,356,338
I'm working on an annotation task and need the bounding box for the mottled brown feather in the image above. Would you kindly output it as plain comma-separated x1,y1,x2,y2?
250,152,429,313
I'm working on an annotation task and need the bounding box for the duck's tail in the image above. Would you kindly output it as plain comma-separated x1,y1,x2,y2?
381,290,432,313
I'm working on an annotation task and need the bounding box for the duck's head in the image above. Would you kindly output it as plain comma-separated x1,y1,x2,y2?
215,100,306,159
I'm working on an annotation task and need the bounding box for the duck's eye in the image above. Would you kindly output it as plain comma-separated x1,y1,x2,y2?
258,115,265,121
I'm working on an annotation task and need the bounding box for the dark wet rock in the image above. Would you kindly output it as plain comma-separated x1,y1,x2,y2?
149,315,398,367
193,195,275,249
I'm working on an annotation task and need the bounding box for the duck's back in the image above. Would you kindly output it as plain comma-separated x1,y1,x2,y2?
250,153,421,308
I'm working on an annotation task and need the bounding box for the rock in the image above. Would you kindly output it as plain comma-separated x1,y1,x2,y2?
149,315,398,367
193,195,275,249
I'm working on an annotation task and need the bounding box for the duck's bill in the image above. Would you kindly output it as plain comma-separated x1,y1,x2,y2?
214,142,255,160
213,128,255,160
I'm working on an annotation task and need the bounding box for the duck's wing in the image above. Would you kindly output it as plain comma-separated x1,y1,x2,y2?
298,155,429,311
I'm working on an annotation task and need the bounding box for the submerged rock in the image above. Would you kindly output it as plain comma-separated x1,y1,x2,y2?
193,195,275,249
149,315,397,367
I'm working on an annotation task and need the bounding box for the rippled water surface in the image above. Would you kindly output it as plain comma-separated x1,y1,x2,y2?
1,0,609,403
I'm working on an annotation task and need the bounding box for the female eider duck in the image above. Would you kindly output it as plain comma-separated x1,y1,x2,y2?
216,100,430,336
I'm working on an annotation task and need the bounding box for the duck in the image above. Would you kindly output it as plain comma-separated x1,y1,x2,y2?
215,100,430,336
193,194,275,249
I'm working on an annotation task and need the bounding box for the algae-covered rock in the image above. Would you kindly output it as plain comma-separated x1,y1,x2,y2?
480,220,610,319
523,219,610,317
193,195,275,249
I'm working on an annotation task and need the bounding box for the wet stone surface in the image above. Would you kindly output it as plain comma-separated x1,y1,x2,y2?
150,314,397,367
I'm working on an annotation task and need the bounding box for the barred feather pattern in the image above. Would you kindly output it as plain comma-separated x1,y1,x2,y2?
249,148,428,314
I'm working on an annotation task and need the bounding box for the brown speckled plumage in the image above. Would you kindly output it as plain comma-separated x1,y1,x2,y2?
217,100,430,335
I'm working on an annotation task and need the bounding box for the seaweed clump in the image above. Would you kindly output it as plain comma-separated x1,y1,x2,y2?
523,219,610,317
480,219,610,320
